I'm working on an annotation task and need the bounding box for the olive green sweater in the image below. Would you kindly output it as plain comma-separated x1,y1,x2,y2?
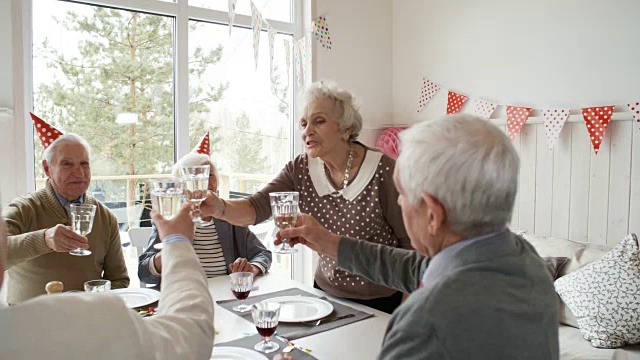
3,181,129,304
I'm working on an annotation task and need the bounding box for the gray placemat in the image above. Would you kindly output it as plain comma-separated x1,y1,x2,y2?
214,334,317,360
216,288,374,340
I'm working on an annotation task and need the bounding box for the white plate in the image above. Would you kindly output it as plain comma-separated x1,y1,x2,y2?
210,347,268,360
268,296,334,322
111,288,160,308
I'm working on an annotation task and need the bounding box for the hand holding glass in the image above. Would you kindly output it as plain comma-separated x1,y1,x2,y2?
69,204,96,256
150,180,185,250
252,301,281,353
230,272,254,312
270,192,299,254
180,165,213,225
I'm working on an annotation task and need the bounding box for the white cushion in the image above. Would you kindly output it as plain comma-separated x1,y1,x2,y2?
554,234,640,348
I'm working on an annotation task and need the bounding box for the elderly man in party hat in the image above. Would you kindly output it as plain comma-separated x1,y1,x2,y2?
138,132,271,286
2,113,129,304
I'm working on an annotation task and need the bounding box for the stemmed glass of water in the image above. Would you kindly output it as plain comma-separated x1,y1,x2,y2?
269,192,299,254
150,179,185,250
180,165,213,225
68,204,97,256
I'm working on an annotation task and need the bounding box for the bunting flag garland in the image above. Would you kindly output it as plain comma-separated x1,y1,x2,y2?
250,1,263,70
446,91,468,114
542,108,570,150
228,0,237,36
283,39,291,84
626,101,640,131
506,106,532,141
313,16,332,50
582,106,614,154
417,78,440,113
268,25,277,83
473,99,498,120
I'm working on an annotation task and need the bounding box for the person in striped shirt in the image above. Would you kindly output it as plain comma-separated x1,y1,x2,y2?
138,153,272,285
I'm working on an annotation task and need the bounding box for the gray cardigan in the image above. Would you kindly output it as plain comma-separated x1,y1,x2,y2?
337,231,559,360
138,218,272,286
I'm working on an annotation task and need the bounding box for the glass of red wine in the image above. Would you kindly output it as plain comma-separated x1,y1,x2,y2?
230,272,254,312
251,301,281,353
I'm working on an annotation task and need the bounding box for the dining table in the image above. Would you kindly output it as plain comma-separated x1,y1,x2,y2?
208,272,391,359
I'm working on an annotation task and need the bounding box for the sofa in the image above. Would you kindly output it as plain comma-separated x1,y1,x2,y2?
520,232,640,360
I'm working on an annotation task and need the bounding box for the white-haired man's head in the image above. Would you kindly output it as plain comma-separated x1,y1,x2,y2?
42,133,92,201
303,81,363,142
395,114,519,252
172,152,219,192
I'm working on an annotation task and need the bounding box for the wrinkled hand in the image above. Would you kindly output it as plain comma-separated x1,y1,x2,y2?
199,190,226,219
229,257,261,276
44,224,88,252
273,355,294,360
275,213,341,260
152,203,194,241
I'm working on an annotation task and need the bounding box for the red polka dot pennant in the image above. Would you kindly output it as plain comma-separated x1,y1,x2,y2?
446,91,468,115
542,108,570,150
473,99,498,120
192,132,210,155
582,106,614,154
506,106,532,141
313,16,332,50
417,78,441,113
30,112,64,149
625,101,640,131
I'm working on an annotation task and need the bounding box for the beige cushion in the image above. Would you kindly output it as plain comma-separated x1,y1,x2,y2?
520,232,611,328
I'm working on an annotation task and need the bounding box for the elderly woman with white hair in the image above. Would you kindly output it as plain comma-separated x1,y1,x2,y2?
199,81,412,314
138,153,272,285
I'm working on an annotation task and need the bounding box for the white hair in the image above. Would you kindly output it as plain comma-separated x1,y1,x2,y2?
42,133,92,164
171,152,219,180
304,81,363,141
396,114,520,238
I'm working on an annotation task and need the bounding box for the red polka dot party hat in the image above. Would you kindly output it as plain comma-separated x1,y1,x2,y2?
30,112,64,149
192,132,210,155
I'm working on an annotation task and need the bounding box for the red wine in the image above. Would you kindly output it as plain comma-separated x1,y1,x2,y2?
232,289,250,300
275,214,297,229
256,325,277,338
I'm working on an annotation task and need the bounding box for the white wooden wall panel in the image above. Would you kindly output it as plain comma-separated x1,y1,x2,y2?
607,121,632,243
509,120,638,247
568,123,591,242
551,128,572,239
534,125,554,236
518,126,537,233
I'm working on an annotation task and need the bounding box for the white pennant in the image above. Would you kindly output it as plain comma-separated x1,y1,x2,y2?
473,99,498,120
228,0,237,36
250,1,263,70
625,101,640,131
417,78,440,113
283,39,291,85
542,108,570,150
268,25,277,83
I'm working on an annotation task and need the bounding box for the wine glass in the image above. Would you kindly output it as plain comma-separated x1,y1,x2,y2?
84,279,111,292
251,301,281,354
230,272,254,312
269,192,299,254
68,204,97,256
150,179,185,250
180,165,213,226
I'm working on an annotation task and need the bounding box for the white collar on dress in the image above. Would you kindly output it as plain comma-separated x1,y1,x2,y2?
308,149,383,201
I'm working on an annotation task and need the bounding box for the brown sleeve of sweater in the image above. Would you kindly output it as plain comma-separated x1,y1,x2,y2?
3,201,52,269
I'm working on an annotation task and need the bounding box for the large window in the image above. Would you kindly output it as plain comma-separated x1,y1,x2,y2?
30,0,299,279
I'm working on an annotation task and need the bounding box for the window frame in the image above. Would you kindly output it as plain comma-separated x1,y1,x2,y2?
19,0,310,282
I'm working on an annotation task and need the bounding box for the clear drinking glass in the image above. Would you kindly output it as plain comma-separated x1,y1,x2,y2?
180,165,213,225
84,279,111,292
269,192,299,254
252,301,281,353
151,179,184,250
230,272,254,312
69,204,97,256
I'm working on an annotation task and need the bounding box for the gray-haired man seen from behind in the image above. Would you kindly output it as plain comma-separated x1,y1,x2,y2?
275,114,559,360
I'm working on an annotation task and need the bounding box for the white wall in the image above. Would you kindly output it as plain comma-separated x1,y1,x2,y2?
314,0,393,135
392,0,640,246
0,0,18,207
